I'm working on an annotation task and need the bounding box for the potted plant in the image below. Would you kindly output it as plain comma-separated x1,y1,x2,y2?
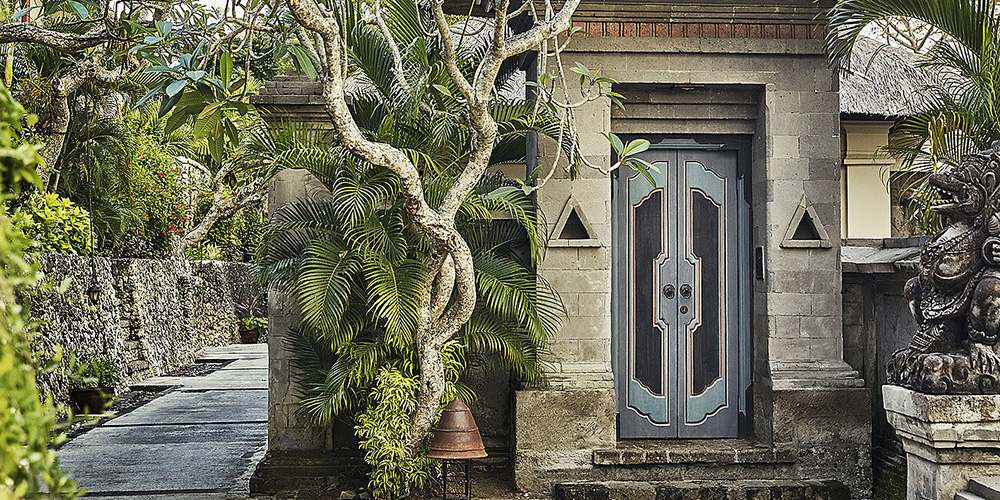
235,293,266,343
68,354,120,413
238,316,266,343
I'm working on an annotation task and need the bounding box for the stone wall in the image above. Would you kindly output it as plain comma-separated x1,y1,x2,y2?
28,253,262,405
842,244,919,500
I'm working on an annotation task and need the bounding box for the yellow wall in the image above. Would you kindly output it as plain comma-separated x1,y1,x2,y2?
841,121,895,238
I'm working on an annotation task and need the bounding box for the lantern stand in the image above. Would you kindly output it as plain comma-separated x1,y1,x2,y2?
84,95,99,305
426,398,487,500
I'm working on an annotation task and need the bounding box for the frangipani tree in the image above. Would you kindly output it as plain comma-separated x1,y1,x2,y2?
5,0,652,465
277,0,657,454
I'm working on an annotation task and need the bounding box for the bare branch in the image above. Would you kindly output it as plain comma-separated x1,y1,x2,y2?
503,0,581,58
0,23,112,53
429,0,474,101
42,60,126,184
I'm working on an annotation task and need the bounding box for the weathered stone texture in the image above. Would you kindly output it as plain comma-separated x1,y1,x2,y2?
28,253,260,405
883,385,1000,500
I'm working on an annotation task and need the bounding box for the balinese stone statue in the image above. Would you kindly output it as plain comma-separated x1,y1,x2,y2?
887,147,1000,394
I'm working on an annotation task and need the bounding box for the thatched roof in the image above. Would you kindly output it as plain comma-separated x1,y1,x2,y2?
840,37,946,118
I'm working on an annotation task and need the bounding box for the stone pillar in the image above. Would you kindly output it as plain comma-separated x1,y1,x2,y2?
250,75,343,494
883,384,1000,500
514,95,617,492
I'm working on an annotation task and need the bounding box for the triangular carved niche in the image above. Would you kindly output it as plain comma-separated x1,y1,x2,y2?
780,196,832,249
549,197,602,248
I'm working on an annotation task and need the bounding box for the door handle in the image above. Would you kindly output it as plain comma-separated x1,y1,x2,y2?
680,284,692,299
662,284,675,299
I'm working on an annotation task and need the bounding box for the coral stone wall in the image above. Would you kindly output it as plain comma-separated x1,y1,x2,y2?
28,253,263,405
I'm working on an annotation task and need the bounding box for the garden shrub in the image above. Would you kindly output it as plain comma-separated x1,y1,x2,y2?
128,136,185,255
193,190,264,262
11,192,92,255
0,83,79,499
354,368,434,499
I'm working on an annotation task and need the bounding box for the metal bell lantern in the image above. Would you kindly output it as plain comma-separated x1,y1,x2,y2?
427,398,487,499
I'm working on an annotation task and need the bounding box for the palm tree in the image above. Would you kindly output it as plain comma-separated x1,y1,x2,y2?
252,0,575,494
252,0,577,493
825,0,1000,231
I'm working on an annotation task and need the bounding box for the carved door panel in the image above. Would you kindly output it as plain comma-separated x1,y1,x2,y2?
614,146,742,439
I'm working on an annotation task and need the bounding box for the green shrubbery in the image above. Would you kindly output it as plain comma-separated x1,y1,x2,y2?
129,135,186,255
0,84,79,499
191,190,264,262
11,192,92,255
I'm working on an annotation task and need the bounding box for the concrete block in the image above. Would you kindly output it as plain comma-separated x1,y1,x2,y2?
764,293,818,316
576,293,608,318
578,247,611,271
770,135,800,159
560,314,610,340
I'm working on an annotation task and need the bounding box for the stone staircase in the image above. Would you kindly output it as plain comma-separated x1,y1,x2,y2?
122,337,153,382
581,440,800,483
957,478,1000,500
549,440,850,500
555,480,849,500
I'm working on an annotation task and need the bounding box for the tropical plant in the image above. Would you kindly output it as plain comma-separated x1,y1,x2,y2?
825,0,1000,232
238,317,267,331
67,354,120,390
10,192,93,255
0,83,79,499
254,3,580,495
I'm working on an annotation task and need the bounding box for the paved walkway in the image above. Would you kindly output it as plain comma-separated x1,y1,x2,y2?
58,344,268,499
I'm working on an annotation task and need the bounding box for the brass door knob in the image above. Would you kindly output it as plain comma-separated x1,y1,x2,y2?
680,284,692,299
663,284,675,299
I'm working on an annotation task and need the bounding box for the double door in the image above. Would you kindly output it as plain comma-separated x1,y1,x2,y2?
613,146,744,439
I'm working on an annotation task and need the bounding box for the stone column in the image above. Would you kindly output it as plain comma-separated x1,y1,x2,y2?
883,384,1000,500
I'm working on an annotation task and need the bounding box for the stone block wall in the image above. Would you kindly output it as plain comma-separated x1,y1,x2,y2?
28,253,261,405
519,34,869,497
843,257,917,500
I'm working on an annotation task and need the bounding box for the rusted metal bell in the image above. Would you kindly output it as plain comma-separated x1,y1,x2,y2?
427,398,488,459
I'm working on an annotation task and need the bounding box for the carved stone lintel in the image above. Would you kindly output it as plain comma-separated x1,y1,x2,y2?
887,349,1000,394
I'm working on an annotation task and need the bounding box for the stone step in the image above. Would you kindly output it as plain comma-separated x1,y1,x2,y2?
970,478,1000,500
957,492,988,500
586,440,800,483
126,359,150,373
554,480,850,500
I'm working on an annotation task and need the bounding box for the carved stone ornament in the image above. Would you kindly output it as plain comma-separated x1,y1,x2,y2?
888,146,1000,394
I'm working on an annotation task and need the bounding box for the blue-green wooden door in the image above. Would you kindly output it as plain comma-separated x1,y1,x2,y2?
613,146,743,439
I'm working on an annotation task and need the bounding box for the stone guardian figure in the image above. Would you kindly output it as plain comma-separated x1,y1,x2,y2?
888,147,1000,393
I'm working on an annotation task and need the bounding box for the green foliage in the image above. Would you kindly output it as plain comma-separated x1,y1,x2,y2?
129,135,186,254
0,83,79,499
193,191,265,262
825,0,1000,233
258,1,566,494
238,316,267,331
354,368,440,499
11,193,93,255
67,354,120,390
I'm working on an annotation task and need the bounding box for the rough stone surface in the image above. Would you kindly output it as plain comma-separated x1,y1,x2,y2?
28,254,262,405
554,480,850,500
883,384,1000,500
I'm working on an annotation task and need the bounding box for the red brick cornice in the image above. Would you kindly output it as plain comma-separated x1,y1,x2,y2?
570,22,827,40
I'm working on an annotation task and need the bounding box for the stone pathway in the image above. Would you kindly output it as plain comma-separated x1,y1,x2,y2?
58,344,268,499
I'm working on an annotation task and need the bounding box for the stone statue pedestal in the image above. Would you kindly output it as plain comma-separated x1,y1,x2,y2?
883,384,1000,500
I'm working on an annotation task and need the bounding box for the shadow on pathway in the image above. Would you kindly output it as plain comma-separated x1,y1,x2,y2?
58,344,268,499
